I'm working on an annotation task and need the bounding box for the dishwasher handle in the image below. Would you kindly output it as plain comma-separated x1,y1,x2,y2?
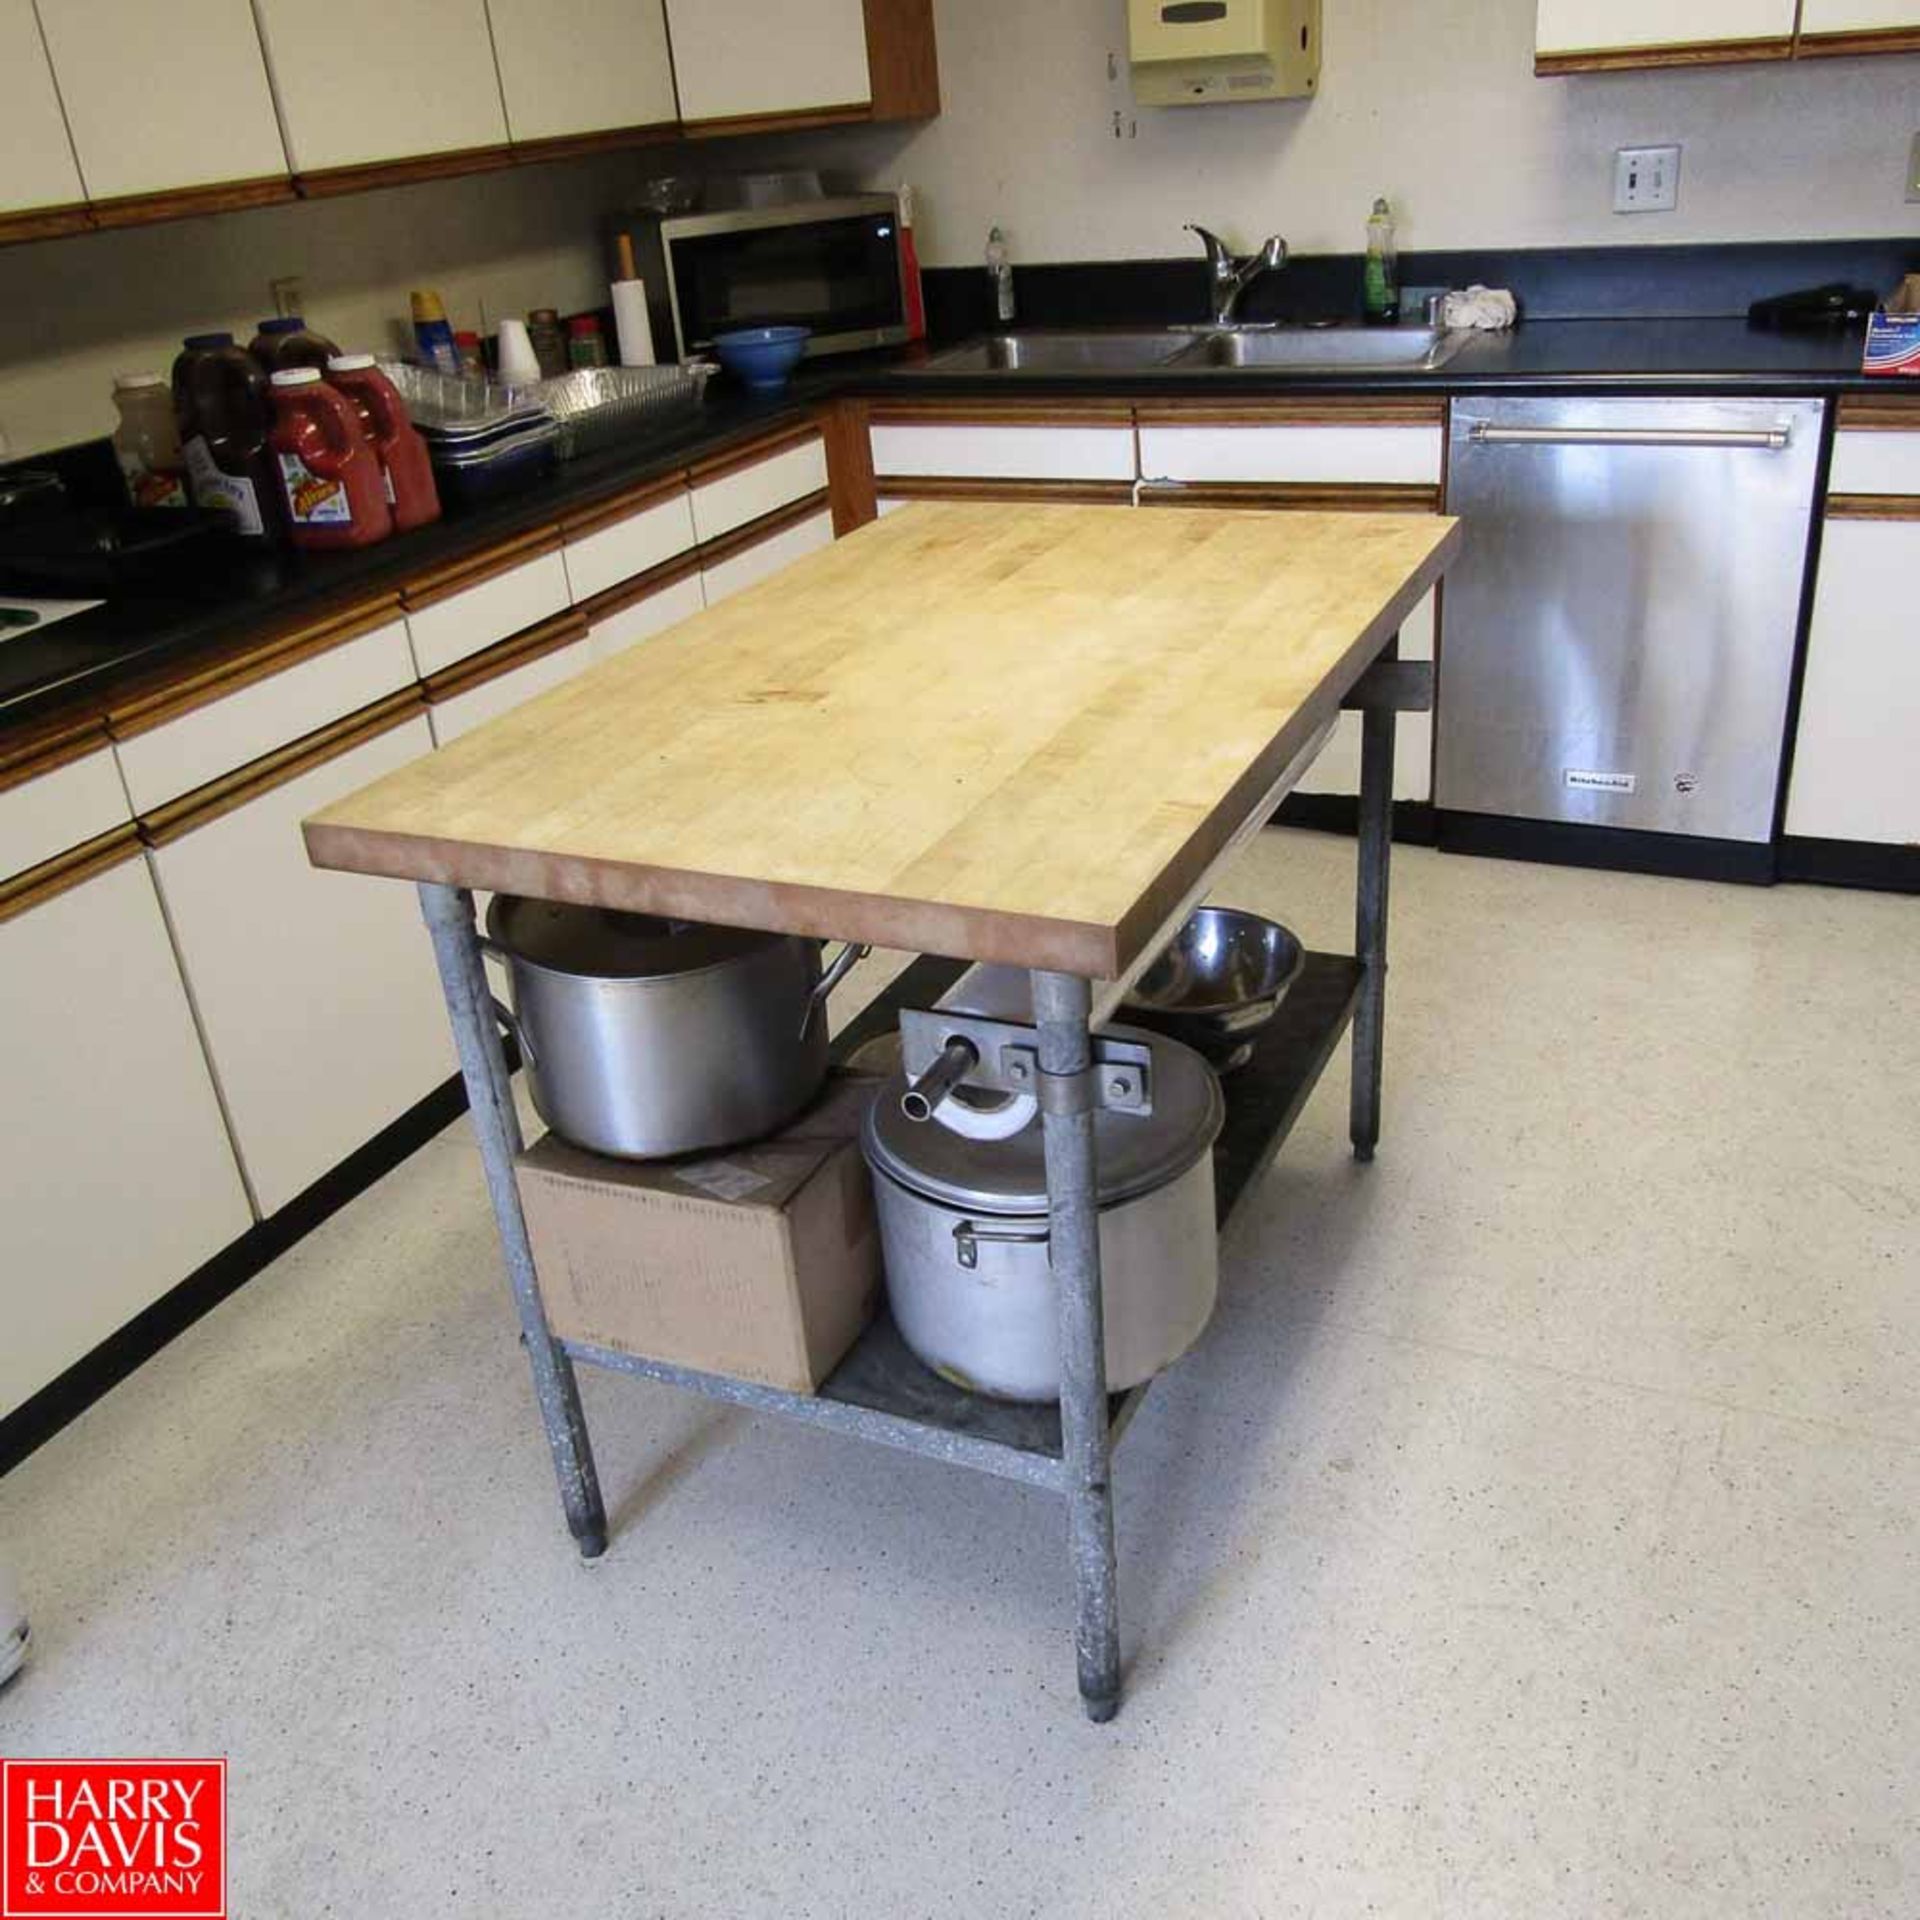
1466,423,1793,452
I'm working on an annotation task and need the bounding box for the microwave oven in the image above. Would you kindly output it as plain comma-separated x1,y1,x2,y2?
617,194,910,362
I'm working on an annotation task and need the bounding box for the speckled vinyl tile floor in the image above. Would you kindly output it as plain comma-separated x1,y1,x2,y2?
3,831,1916,1919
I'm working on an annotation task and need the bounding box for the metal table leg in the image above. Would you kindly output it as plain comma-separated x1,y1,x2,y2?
1032,969,1121,1723
419,883,608,1558
1350,633,1399,1163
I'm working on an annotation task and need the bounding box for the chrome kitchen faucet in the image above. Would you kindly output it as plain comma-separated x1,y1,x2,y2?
1186,224,1289,326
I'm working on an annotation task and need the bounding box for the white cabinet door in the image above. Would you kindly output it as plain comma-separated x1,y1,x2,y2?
1798,0,1920,31
1137,422,1443,487
149,717,453,1217
36,0,286,200
405,547,570,678
689,438,828,543
488,0,677,140
665,0,870,121
870,421,1136,483
2,854,252,1418
0,0,84,214
563,490,697,603
1785,518,1920,846
1536,0,1796,53
700,510,834,607
587,571,704,662
0,748,130,882
429,638,592,745
253,0,508,172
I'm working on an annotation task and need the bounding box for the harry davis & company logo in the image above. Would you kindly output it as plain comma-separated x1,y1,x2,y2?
2,1760,225,1919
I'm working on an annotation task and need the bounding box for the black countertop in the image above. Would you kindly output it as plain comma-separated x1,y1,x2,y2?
0,318,1900,744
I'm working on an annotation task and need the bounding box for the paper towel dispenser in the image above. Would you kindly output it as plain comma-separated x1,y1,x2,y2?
1127,0,1320,105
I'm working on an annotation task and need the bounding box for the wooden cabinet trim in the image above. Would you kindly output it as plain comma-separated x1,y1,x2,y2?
87,175,296,230
0,202,92,245
1137,481,1442,513
559,471,693,542
1795,24,1920,55
141,690,426,848
1836,397,1920,431
423,610,590,705
877,476,1137,507
507,120,681,168
106,595,406,741
696,491,833,569
400,526,564,611
1826,493,1920,522
1135,398,1446,427
864,0,940,118
1536,36,1792,72
682,101,873,139
869,400,1136,429
819,397,880,533
293,145,516,199
0,713,113,793
687,422,825,486
576,548,706,625
0,824,145,925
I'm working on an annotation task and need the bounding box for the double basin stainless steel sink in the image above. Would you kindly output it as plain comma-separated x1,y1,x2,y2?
912,325,1471,377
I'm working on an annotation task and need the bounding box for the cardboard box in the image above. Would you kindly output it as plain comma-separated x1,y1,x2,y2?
516,1074,883,1392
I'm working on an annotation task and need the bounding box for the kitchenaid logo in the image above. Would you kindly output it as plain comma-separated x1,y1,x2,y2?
1564,768,1637,794
2,1761,225,1918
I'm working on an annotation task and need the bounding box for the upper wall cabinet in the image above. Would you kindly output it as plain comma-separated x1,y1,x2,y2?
0,0,84,219
1536,0,1798,68
1796,0,1920,52
253,0,509,174
667,0,873,122
488,0,677,144
35,0,287,205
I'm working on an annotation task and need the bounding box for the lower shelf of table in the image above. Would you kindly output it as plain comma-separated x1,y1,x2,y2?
563,950,1365,1492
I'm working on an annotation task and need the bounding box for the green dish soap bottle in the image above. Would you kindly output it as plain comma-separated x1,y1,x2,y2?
1364,197,1399,324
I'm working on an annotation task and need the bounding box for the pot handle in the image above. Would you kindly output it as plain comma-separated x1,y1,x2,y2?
953,1219,1051,1270
799,941,872,1039
489,995,536,1071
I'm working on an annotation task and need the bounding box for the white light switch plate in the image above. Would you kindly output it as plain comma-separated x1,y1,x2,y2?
1614,145,1681,214
1908,131,1920,203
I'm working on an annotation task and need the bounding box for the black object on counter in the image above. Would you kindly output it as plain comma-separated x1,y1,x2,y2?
0,505,225,595
1748,283,1881,331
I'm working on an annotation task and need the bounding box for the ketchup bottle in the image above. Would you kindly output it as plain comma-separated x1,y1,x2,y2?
267,368,392,550
325,355,441,532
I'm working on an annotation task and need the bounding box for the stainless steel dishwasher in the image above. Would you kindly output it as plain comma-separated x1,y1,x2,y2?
1437,396,1823,847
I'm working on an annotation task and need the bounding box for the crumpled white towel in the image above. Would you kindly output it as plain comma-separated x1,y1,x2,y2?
1438,286,1518,331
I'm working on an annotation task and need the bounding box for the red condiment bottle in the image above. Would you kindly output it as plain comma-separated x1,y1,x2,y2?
267,368,392,551
326,355,441,532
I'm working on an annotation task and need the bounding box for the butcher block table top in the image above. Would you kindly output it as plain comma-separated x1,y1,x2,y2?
304,501,1461,981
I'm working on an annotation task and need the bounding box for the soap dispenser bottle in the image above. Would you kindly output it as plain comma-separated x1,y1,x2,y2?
1364,197,1398,323
986,225,1016,324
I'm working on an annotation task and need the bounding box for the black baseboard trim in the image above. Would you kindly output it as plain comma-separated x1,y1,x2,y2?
0,1067,478,1477
1778,835,1920,894
1434,810,1778,885
1272,792,1438,845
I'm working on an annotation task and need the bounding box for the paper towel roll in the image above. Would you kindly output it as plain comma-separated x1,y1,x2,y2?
613,279,656,368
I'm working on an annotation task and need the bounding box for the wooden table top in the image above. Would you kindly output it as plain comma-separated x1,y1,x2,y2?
304,501,1461,981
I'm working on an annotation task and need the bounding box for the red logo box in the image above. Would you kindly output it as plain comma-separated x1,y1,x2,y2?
2,1761,225,1919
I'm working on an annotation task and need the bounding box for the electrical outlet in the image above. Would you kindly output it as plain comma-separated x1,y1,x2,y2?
269,274,305,318
1908,131,1920,203
1614,145,1680,215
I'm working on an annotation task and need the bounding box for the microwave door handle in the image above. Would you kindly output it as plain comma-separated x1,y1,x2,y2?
1466,424,1793,451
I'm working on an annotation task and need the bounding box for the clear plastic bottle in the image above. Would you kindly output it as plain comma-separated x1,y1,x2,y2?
111,373,190,511
986,226,1015,325
1364,197,1398,323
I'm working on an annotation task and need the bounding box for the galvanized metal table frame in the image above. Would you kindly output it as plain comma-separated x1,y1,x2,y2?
417,636,1421,1724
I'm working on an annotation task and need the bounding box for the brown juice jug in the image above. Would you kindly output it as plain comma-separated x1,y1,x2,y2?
172,333,286,542
249,316,342,374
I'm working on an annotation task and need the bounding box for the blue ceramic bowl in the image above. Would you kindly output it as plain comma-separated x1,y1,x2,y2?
711,325,811,393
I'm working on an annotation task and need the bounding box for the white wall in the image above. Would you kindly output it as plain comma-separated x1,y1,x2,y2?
0,154,642,457
760,0,1920,265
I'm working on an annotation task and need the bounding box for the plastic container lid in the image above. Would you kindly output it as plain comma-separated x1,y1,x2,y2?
182,332,235,349
269,367,323,387
862,1022,1223,1216
484,897,790,982
114,372,164,390
327,354,377,371
566,315,601,334
256,316,305,335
